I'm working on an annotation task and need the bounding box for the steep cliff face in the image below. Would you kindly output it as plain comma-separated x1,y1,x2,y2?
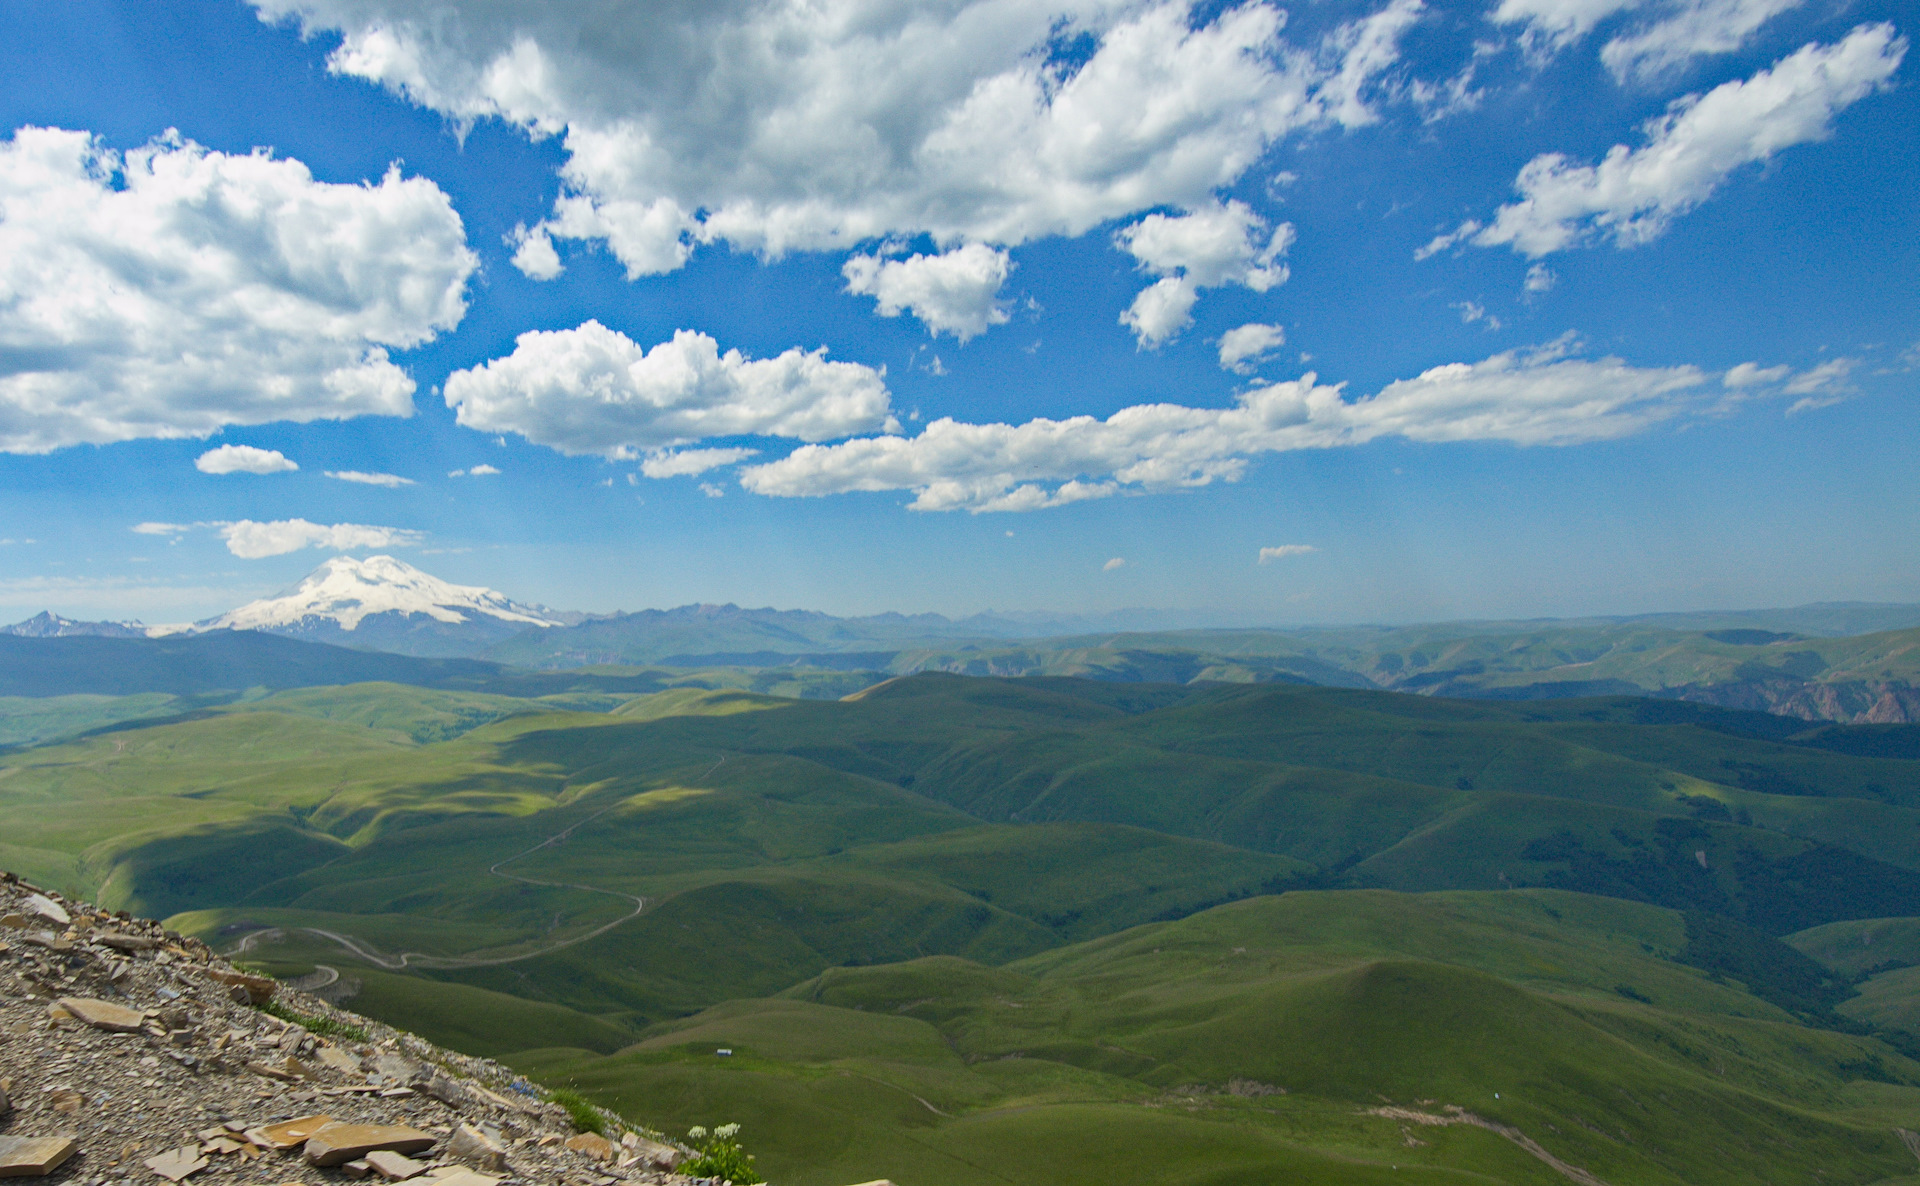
0,872,708,1186
1673,678,1919,724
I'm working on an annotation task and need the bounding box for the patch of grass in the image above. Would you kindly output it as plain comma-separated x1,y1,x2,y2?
545,1087,609,1135
258,999,368,1042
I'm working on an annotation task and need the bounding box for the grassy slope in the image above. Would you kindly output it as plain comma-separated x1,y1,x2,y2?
0,692,197,748
525,889,1920,1186
1789,917,1920,1048
5,675,1920,1179
9,673,1920,958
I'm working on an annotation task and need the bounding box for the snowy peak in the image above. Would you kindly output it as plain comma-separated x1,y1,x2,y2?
203,555,561,633
0,611,149,638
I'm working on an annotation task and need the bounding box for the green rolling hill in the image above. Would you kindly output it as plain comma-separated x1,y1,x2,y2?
7,671,1920,1181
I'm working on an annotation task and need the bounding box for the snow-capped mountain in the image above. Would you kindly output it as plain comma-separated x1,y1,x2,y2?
0,611,149,638
195,555,564,657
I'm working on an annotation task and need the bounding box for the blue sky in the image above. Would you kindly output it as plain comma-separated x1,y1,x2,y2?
0,0,1913,625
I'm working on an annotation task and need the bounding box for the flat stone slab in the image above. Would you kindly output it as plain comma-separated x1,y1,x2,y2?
143,1147,208,1182
245,1114,335,1150
364,1151,426,1180
94,930,160,951
56,996,145,1032
303,1123,436,1167
316,1046,363,1075
0,1135,78,1177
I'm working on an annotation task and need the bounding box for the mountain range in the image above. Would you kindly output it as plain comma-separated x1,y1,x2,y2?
0,609,149,638
9,555,1920,721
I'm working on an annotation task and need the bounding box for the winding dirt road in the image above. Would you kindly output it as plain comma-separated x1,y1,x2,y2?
223,799,647,971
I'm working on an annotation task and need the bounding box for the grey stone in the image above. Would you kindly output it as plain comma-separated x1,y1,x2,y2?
23,895,68,928
424,1072,470,1107
445,1124,508,1174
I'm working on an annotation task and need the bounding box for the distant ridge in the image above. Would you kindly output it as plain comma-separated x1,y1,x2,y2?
0,610,148,638
0,631,667,700
9,553,1918,722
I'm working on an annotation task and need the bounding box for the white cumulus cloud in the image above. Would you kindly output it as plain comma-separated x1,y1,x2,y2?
0,126,476,453
639,448,761,479
219,519,424,559
1258,544,1317,563
1422,25,1905,259
196,445,298,475
843,245,1013,341
326,470,416,487
255,0,1425,280
739,337,1715,511
1723,361,1789,387
443,321,897,457
1494,0,1646,57
1120,278,1204,350
1493,0,1809,80
1602,0,1808,83
1103,557,1127,571
1721,357,1853,413
1116,200,1294,346
1218,324,1288,374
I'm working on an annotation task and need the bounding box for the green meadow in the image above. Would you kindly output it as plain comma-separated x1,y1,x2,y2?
8,672,1920,1182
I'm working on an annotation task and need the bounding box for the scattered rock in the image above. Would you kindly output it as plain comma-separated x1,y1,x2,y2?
0,875,710,1186
447,1124,509,1172
208,968,276,1005
95,931,161,952
619,1135,684,1171
567,1133,616,1163
315,1046,361,1075
0,1135,77,1177
21,895,68,928
143,1146,208,1182
368,1054,413,1079
303,1122,437,1167
55,997,146,1033
424,1072,469,1107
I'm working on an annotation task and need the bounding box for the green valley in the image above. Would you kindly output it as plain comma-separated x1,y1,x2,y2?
8,669,1920,1182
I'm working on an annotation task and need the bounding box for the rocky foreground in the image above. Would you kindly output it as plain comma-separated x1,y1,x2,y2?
0,873,843,1186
